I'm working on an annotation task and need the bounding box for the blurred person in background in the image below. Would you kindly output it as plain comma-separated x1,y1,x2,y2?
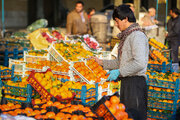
66,1,89,35
87,8,96,20
166,8,180,72
141,7,159,27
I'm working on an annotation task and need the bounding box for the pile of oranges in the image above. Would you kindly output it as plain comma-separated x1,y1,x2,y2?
55,42,93,62
150,50,168,64
149,38,168,50
1,101,98,120
73,59,108,83
97,95,132,120
33,70,73,99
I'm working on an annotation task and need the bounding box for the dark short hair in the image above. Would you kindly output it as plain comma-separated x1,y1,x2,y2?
170,8,180,15
87,8,95,14
76,1,84,6
113,5,136,22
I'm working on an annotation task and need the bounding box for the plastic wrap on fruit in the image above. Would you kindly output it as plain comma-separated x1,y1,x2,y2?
27,19,48,32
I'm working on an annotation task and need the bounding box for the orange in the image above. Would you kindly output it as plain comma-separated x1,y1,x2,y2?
46,101,53,106
105,100,111,108
110,96,120,104
70,115,79,120
46,112,56,118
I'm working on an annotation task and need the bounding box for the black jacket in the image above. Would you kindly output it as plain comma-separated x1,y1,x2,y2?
167,15,180,41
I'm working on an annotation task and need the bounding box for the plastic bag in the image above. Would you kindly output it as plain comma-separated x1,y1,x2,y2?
27,19,48,32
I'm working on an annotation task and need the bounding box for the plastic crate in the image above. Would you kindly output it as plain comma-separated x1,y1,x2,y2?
91,92,120,120
70,83,98,106
147,61,173,73
27,69,75,102
147,110,175,120
0,65,15,80
3,82,32,98
24,50,50,63
147,75,178,89
48,43,67,63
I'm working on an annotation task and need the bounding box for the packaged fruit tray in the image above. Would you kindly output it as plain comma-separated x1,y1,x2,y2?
27,69,75,101
24,50,50,63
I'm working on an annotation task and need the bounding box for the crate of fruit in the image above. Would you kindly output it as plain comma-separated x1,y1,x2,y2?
70,83,98,106
0,65,15,80
71,59,108,85
48,41,93,63
27,69,75,101
149,38,168,51
9,59,25,77
24,50,50,63
91,92,130,120
148,61,173,73
147,75,179,89
147,99,177,111
147,109,174,120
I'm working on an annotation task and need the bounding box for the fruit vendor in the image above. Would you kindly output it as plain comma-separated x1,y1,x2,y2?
66,1,89,35
166,7,180,72
92,5,149,120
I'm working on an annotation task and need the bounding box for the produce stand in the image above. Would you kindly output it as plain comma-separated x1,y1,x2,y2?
0,26,179,120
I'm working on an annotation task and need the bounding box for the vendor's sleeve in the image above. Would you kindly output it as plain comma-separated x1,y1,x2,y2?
119,32,148,77
66,13,73,34
103,59,119,70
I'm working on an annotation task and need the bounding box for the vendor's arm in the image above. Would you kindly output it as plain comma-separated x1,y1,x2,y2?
103,59,119,70
119,32,149,77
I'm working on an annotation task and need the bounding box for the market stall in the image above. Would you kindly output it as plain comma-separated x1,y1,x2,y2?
0,26,179,120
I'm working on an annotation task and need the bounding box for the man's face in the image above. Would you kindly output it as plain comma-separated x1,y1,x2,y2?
75,3,83,13
150,9,156,17
115,18,126,31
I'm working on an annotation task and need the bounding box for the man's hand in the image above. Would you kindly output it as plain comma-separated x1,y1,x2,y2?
106,69,120,81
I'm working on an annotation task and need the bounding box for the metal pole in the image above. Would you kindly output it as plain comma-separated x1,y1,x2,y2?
1,0,5,38
156,0,159,19
165,0,168,31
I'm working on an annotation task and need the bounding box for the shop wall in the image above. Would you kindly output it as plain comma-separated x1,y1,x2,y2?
0,0,28,28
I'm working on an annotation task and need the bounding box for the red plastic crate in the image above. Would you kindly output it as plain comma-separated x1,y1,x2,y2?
27,69,75,101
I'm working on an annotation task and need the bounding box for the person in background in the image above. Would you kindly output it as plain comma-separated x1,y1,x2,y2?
87,8,96,20
92,5,149,120
166,8,180,72
141,7,159,27
66,1,89,35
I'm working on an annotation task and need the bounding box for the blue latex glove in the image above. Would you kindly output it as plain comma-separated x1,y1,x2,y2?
106,69,120,81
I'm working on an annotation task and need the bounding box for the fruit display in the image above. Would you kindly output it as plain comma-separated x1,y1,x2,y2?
52,30,65,40
73,59,108,83
0,66,12,79
150,50,168,63
92,94,132,120
27,70,74,100
24,50,49,63
1,101,99,120
149,38,168,50
54,41,93,62
26,60,69,73
82,35,99,50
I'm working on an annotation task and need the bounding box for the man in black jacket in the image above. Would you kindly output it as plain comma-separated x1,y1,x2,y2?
166,8,180,72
